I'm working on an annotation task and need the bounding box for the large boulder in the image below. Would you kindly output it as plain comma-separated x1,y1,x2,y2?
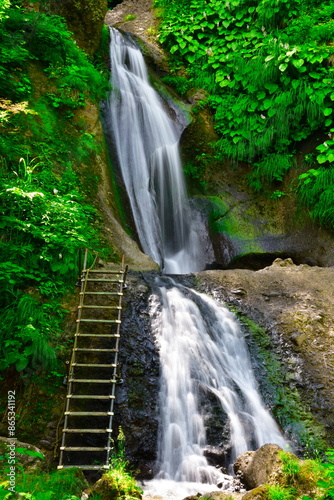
234,444,284,490
0,437,44,471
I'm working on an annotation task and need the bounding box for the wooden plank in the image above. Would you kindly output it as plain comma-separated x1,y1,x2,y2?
60,447,111,451
78,305,121,309
65,411,113,416
68,378,117,384
58,465,109,470
66,395,115,399
62,428,112,433
72,363,117,368
75,334,120,338
80,292,123,296
74,348,117,352
77,319,121,323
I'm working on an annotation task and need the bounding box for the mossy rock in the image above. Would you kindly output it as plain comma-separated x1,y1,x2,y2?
44,0,108,55
91,472,142,500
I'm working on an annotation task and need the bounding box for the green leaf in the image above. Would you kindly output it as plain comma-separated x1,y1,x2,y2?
291,58,304,69
279,63,288,72
324,108,333,116
186,54,196,64
15,357,28,372
170,45,179,54
265,55,275,62
264,83,279,94
263,99,272,110
317,154,329,164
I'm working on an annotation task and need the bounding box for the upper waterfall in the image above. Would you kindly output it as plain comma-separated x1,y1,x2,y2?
107,28,204,274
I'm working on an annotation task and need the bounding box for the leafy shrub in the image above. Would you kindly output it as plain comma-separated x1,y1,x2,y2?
155,0,334,227
0,466,91,500
0,7,111,373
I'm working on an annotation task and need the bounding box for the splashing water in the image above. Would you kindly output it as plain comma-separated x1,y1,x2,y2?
107,28,203,274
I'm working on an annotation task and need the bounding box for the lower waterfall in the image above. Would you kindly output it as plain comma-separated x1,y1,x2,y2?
143,280,289,499
107,27,289,499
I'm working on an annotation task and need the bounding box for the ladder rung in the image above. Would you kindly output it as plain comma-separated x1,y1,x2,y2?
62,429,112,433
72,363,117,368
60,446,111,451
83,279,123,283
75,334,120,338
74,349,118,354
83,269,124,274
68,378,116,384
77,319,121,324
67,395,115,399
65,412,114,416
78,305,122,309
80,292,123,296
58,465,109,470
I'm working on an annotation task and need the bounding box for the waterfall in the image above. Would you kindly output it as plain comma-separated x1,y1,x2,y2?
107,28,203,274
107,27,289,499
153,281,288,478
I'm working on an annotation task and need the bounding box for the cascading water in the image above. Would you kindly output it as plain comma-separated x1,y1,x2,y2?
107,27,289,499
107,28,203,274
154,281,288,474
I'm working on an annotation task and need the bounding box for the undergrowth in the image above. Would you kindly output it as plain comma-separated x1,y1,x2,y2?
104,428,143,500
0,4,113,374
155,0,334,229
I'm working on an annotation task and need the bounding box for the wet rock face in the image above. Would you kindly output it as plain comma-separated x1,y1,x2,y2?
196,260,334,448
114,272,161,478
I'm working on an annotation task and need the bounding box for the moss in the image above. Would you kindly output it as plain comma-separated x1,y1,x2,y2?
233,310,327,457
207,195,263,253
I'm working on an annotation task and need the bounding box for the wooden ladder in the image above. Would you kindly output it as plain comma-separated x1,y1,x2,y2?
58,251,128,471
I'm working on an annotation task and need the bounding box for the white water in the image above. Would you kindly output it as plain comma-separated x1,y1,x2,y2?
107,27,289,500
155,282,288,473
108,28,203,274
144,281,289,499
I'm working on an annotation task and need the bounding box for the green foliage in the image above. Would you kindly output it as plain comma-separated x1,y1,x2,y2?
0,7,112,373
0,8,109,105
161,75,190,97
0,467,89,500
298,165,334,227
0,154,100,372
0,0,10,21
317,449,334,499
281,451,302,484
183,153,208,189
268,485,295,500
249,153,295,192
106,427,143,500
155,0,334,227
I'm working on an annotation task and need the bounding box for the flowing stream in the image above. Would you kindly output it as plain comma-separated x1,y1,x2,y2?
108,28,289,499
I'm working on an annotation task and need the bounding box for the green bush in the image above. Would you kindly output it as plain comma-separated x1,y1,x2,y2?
0,7,111,373
155,0,334,228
